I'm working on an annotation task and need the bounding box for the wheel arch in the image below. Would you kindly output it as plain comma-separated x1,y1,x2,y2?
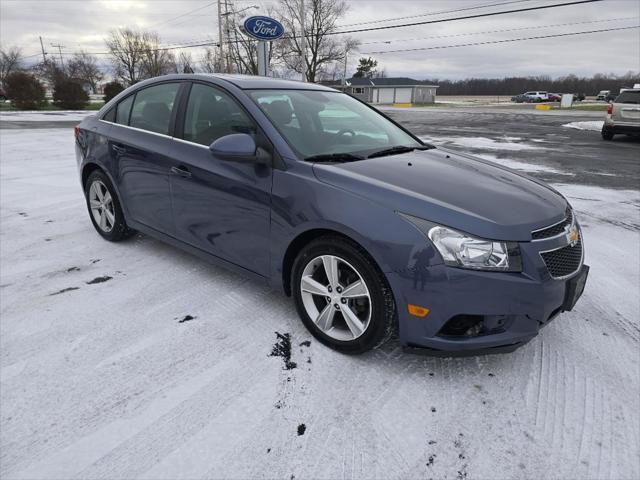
81,162,103,188
281,227,385,297
81,162,130,222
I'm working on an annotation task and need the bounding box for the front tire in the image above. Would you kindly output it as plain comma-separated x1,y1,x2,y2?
84,170,134,241
291,236,396,354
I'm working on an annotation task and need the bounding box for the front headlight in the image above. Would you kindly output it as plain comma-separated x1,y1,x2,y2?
400,213,522,272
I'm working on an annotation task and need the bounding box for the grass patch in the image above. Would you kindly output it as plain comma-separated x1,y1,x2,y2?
0,101,104,112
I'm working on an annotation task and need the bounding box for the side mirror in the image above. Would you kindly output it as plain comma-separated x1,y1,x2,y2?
209,133,267,164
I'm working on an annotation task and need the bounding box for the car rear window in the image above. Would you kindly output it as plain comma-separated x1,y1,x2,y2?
614,91,640,104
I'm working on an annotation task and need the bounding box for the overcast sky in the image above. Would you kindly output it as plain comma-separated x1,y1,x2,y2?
1,0,638,80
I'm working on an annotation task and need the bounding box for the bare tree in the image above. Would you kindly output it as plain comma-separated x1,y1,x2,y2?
105,28,147,85
273,0,357,82
31,58,66,86
140,31,176,78
0,45,23,84
67,51,104,92
200,47,220,73
228,27,259,75
175,51,194,74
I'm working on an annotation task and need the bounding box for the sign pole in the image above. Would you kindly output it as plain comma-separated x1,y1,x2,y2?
257,41,269,76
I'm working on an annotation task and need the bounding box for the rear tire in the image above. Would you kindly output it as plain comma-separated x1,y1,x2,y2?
601,128,614,141
291,235,396,354
84,170,135,242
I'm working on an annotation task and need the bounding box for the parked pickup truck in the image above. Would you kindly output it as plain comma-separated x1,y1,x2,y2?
602,88,640,140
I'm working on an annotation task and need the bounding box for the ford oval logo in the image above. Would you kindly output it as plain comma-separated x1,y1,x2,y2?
243,16,285,41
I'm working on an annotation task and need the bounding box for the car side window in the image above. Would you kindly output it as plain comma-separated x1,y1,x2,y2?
129,83,180,135
103,106,116,123
183,83,257,146
116,95,134,125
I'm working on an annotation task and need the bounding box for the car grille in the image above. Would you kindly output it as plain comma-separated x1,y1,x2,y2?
540,237,583,278
532,207,573,240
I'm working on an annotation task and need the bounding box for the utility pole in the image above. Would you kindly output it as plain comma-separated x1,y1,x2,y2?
217,0,224,72
342,50,349,86
300,0,306,82
50,43,65,67
39,36,47,64
223,0,232,73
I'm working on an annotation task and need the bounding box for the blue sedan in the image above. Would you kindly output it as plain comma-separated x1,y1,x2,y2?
75,74,588,355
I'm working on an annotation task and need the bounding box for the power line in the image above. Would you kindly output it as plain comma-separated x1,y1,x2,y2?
361,25,640,55
338,0,533,28
360,16,639,45
154,0,608,46
21,0,612,58
148,1,217,28
328,0,604,36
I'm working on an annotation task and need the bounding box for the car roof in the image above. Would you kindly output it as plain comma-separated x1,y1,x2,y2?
134,73,337,91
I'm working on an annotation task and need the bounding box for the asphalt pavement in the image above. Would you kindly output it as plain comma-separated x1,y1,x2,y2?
383,107,639,190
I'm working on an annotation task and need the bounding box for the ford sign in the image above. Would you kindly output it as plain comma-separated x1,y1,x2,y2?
243,16,285,41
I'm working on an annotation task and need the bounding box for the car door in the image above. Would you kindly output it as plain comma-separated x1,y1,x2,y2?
168,82,273,276
109,82,182,235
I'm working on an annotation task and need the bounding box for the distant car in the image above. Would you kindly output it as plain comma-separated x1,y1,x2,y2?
602,88,640,140
511,91,548,103
573,93,586,102
524,91,549,102
548,93,562,102
0,86,6,102
596,90,611,101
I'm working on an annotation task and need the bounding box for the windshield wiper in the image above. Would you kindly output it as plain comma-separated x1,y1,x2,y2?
304,152,364,163
366,145,432,159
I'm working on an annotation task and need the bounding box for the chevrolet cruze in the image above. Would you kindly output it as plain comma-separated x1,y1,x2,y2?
75,74,589,354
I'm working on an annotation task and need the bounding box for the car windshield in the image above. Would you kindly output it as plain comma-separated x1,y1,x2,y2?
248,89,424,159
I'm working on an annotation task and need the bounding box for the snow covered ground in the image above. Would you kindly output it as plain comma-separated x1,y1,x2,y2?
562,121,605,132
0,111,95,123
1,128,639,479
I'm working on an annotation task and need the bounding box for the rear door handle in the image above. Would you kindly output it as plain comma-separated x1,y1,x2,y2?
111,144,127,155
170,165,192,178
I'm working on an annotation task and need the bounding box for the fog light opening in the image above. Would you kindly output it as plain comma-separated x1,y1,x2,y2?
438,315,485,338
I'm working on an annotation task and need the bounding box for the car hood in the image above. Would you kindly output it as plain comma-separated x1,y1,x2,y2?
312,148,567,241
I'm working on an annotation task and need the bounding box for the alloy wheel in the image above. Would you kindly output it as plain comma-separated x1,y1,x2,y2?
299,255,372,341
89,180,115,233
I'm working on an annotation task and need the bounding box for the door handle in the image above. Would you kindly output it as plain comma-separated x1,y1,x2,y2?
170,165,192,178
111,144,127,155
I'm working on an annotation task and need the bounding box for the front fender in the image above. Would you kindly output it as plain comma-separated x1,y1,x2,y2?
269,162,441,291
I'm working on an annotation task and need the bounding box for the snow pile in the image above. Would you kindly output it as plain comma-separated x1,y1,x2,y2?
425,135,545,151
0,111,94,122
475,153,573,176
562,121,604,131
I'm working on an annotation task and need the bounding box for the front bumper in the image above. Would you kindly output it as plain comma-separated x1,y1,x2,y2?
387,233,588,355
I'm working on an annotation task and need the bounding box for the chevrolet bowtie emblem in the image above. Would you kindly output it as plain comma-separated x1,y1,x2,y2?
566,225,579,247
